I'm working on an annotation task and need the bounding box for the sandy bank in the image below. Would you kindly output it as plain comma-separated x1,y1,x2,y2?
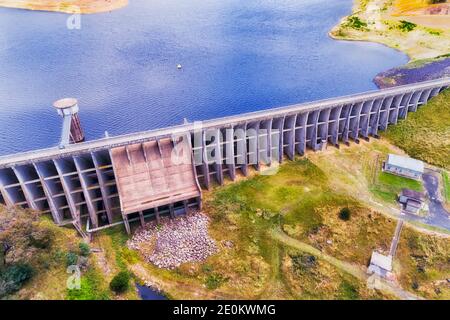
0,0,128,14
329,0,450,61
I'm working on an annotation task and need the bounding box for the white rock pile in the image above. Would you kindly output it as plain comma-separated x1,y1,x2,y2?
127,210,218,269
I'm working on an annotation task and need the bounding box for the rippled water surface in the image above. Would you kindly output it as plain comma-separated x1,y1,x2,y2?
0,0,407,155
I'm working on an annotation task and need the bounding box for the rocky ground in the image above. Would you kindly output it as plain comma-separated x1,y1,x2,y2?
127,210,218,269
374,55,450,88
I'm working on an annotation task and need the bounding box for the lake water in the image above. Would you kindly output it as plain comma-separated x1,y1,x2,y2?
0,0,407,156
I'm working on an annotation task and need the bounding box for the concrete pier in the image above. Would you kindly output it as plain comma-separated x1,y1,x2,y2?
0,78,449,233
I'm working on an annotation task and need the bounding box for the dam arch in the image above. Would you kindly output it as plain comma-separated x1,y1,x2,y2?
0,78,448,234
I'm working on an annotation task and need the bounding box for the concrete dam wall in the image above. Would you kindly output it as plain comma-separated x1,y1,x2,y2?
0,78,449,234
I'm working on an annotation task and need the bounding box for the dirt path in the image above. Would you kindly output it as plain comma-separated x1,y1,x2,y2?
389,220,404,256
270,228,422,300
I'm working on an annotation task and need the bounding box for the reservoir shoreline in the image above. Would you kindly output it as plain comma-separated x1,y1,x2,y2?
0,0,128,14
0,0,408,156
329,0,450,61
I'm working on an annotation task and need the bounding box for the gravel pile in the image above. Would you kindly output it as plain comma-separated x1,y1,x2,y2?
127,210,218,269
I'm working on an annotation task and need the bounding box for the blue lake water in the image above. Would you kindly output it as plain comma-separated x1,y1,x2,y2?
136,283,167,300
0,0,408,156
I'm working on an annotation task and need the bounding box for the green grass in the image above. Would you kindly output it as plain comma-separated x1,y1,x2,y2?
344,16,368,30
103,226,139,271
370,171,422,203
212,159,356,236
338,279,360,300
442,171,450,203
66,267,110,300
90,152,448,300
382,89,450,170
201,159,394,299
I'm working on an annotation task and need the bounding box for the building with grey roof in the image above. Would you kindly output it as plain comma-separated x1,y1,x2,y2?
384,154,424,180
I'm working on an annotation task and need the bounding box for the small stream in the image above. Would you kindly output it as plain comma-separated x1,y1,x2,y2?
136,283,167,300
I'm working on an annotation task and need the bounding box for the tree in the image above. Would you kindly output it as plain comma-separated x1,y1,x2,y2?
339,207,351,221
0,207,53,269
79,242,90,257
110,271,130,293
0,263,34,297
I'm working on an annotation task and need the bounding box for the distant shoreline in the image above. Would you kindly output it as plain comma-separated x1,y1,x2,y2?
329,0,450,62
330,0,450,88
0,0,128,14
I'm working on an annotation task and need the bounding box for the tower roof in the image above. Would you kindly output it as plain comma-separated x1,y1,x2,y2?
53,98,78,110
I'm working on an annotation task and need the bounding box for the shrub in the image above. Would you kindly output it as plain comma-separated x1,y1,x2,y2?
66,252,78,267
345,16,368,30
0,263,34,297
79,243,90,257
110,271,130,293
202,264,213,273
398,20,417,32
30,228,53,249
3,263,34,284
339,208,351,221
339,280,360,300
205,273,226,290
290,253,317,275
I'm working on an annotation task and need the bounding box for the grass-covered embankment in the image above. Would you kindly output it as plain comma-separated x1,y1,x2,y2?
396,228,450,299
6,138,448,300
0,206,110,300
0,205,140,300
442,171,450,210
99,151,449,300
381,89,450,170
95,159,394,299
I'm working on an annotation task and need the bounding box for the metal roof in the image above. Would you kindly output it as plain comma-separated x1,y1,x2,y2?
387,154,424,173
401,188,424,201
370,251,393,272
110,139,201,215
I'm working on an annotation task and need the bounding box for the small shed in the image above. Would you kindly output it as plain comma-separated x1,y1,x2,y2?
384,154,424,180
399,189,424,214
368,251,393,278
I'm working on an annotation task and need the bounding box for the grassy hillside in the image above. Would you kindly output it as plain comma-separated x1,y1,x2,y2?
4,138,448,300
381,89,450,170
0,206,138,300
103,149,449,300
396,228,450,299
